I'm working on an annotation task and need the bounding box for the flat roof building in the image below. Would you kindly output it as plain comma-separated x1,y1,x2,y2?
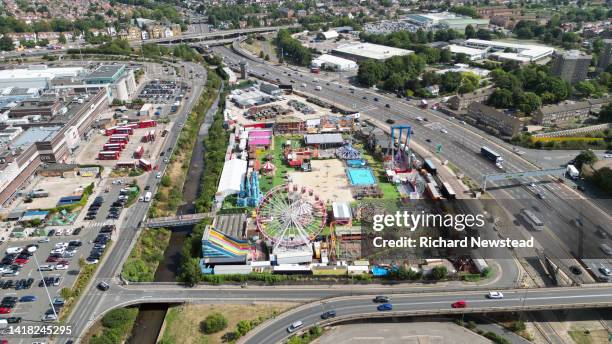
332,42,413,61
311,54,358,71
0,65,84,89
551,50,592,85
446,45,487,61
463,39,554,62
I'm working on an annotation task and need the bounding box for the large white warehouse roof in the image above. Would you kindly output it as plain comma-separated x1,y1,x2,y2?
333,42,413,61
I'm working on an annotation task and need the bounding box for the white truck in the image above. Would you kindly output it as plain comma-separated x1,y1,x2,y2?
144,191,152,202
566,164,580,179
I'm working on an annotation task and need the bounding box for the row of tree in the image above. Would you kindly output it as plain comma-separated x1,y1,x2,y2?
275,29,312,66
487,65,572,115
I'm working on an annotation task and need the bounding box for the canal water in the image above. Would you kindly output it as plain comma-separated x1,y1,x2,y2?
128,85,221,344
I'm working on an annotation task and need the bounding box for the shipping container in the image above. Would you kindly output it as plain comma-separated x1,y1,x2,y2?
426,182,441,201
98,151,120,160
424,159,437,175
441,182,456,199
133,146,144,159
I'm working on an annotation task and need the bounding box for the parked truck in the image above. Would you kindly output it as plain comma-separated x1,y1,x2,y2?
566,164,580,179
480,146,503,167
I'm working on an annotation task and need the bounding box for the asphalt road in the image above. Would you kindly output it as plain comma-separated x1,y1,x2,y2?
216,44,612,279
240,287,612,344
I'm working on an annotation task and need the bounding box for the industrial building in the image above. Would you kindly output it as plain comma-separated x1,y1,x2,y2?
311,54,358,71
446,45,487,61
0,65,84,89
332,42,413,62
461,39,555,63
551,50,592,85
405,12,489,30
316,30,339,40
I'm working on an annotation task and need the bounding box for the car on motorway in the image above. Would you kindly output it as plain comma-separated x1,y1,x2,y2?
385,103,390,108
425,138,432,143
600,243,612,256
286,320,303,333
97,281,110,291
320,310,337,319
487,291,504,299
377,303,393,311
386,119,395,124
599,266,612,276
20,295,37,302
72,227,82,235
569,266,582,275
451,300,467,308
374,97,379,101
373,296,389,303
604,150,612,159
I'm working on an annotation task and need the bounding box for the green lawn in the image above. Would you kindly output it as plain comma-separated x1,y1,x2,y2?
259,135,302,194
359,146,400,200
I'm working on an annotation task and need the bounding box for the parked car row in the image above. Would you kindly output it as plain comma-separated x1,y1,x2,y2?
85,196,105,220
86,227,112,265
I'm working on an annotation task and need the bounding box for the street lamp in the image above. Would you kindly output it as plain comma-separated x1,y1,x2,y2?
32,250,58,319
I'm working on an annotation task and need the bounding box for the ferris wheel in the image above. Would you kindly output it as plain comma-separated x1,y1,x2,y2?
255,184,327,250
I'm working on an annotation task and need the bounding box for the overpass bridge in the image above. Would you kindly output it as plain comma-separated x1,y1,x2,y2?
67,284,612,344
145,213,212,228
147,26,285,44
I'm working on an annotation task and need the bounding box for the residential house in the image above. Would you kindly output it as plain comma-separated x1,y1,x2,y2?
533,101,591,126
147,25,165,39
466,103,522,136
127,26,142,41
448,88,494,110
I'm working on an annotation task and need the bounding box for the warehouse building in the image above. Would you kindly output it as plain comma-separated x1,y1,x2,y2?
463,39,554,63
332,42,413,62
446,45,487,61
406,12,489,30
0,65,84,89
316,30,339,40
311,54,358,71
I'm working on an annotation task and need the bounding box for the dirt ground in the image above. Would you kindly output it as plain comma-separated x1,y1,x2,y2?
19,175,98,209
160,302,297,344
288,159,354,203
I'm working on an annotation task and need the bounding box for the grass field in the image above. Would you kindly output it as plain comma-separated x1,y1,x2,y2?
568,329,609,344
160,303,296,344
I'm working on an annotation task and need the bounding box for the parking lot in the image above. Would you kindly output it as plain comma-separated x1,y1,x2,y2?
16,175,98,210
0,218,113,324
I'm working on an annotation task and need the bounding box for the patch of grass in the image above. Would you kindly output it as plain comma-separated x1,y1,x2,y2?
85,307,139,344
568,329,608,344
360,147,399,199
122,228,172,282
160,303,295,344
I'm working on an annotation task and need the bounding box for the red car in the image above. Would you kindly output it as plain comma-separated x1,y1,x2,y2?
451,300,467,309
46,256,59,263
14,258,29,265
0,307,12,314
57,260,70,265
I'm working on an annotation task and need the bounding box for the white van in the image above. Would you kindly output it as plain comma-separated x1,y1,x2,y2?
287,320,303,333
315,86,322,91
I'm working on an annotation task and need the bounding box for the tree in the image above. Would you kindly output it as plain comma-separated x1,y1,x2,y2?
488,89,513,108
440,48,452,63
515,92,541,115
439,71,462,93
458,72,480,94
598,103,612,123
200,313,228,334
431,266,448,280
574,150,597,169
0,35,14,51
58,33,67,44
465,24,476,39
383,72,407,92
591,167,612,195
574,80,597,97
178,257,201,287
357,59,385,87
